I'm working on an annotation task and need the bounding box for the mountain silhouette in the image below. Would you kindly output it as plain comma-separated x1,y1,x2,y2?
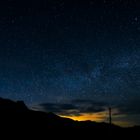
0,97,139,138
0,97,28,112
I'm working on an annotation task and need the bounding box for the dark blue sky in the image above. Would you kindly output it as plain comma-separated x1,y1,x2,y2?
0,0,140,126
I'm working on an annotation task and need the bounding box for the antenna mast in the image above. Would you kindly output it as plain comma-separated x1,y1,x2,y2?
109,107,112,125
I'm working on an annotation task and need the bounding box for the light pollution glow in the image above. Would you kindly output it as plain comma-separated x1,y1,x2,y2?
61,111,108,122
60,110,134,127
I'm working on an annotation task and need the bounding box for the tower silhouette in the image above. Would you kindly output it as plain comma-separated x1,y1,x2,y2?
109,107,112,125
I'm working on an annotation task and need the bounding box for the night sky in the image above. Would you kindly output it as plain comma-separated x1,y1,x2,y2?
0,0,140,127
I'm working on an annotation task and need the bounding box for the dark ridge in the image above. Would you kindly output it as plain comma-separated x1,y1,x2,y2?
0,97,139,138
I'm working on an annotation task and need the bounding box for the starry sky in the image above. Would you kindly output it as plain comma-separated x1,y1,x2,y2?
0,0,140,127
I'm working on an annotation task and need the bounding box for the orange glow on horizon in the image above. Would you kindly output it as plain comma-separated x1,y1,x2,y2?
60,111,108,122
60,110,134,127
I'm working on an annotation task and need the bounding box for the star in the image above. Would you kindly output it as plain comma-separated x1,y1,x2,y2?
134,17,138,22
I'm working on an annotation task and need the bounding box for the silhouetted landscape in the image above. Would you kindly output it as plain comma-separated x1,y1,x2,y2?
0,0,139,139
0,97,139,137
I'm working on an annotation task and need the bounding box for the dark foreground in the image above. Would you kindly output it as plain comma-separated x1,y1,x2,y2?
0,97,139,138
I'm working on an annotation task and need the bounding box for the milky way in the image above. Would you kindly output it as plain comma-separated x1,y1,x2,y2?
0,0,140,126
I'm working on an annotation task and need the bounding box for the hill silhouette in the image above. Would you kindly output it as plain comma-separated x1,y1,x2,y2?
0,97,139,138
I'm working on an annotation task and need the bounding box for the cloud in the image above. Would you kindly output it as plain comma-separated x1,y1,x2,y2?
116,99,140,115
34,99,108,116
32,99,140,126
33,98,140,118
72,99,106,106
